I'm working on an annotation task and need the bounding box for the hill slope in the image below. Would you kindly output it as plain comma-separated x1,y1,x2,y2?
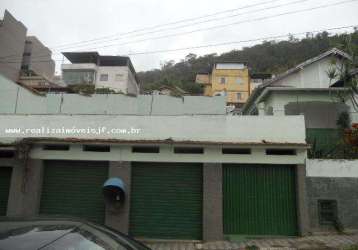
138,30,358,94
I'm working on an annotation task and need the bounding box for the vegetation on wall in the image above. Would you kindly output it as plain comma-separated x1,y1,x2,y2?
138,30,358,94
327,34,358,110
308,112,358,159
69,84,96,95
68,84,123,95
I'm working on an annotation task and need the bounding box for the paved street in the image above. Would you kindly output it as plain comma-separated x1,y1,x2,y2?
144,233,358,250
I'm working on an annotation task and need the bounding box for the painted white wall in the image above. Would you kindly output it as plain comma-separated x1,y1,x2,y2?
127,68,139,95
96,66,130,93
29,144,307,165
272,56,344,88
306,159,358,177
346,97,358,123
0,75,226,115
259,90,357,125
0,115,306,145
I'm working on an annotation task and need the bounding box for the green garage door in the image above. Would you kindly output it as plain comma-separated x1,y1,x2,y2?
0,167,12,216
130,162,202,240
223,164,297,236
40,161,108,223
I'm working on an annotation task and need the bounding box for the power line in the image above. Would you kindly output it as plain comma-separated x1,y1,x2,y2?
0,0,285,60
101,0,358,50
51,0,309,51
126,25,357,55
0,0,308,61
50,0,358,53
46,0,285,49
2,0,356,63
53,0,310,52
0,25,355,64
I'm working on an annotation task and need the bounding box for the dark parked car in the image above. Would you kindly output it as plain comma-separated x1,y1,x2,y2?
0,217,151,250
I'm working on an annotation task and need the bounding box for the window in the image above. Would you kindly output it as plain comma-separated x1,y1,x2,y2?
115,74,123,81
219,77,226,84
237,93,242,100
174,147,203,154
0,150,15,158
43,144,70,151
318,200,338,225
83,145,110,152
100,74,109,81
266,149,296,155
236,77,243,84
222,148,251,154
132,146,159,153
253,79,263,83
62,70,95,84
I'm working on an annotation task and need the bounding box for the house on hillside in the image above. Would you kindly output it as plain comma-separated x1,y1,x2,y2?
242,48,358,154
195,61,250,107
61,52,139,95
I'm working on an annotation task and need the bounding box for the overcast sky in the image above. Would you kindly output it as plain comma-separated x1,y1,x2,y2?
1,0,358,74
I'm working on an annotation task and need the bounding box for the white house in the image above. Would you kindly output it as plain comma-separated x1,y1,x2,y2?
242,48,357,124
241,48,358,156
61,52,139,95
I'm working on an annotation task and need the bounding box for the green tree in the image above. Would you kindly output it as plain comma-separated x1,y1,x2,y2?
138,30,358,95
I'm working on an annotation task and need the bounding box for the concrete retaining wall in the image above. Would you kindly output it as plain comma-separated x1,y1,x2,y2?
0,74,226,115
306,159,358,231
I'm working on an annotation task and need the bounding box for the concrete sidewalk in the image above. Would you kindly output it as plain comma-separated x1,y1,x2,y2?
143,233,358,250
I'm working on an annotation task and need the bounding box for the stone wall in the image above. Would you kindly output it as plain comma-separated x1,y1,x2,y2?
306,160,358,232
306,177,358,231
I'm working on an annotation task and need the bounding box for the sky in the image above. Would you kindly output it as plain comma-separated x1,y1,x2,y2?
1,0,358,74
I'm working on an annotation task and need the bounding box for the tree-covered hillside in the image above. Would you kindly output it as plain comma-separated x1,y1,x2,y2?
138,30,358,94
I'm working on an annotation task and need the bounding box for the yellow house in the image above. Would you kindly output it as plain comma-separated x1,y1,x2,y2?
196,61,250,107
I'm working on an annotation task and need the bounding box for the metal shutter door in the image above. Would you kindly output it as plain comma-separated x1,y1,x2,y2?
40,161,108,223
223,164,298,236
0,167,12,216
130,162,203,240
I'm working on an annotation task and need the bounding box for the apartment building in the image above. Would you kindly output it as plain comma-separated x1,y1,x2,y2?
61,52,139,95
21,36,55,79
196,61,250,107
0,10,27,82
0,10,55,83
